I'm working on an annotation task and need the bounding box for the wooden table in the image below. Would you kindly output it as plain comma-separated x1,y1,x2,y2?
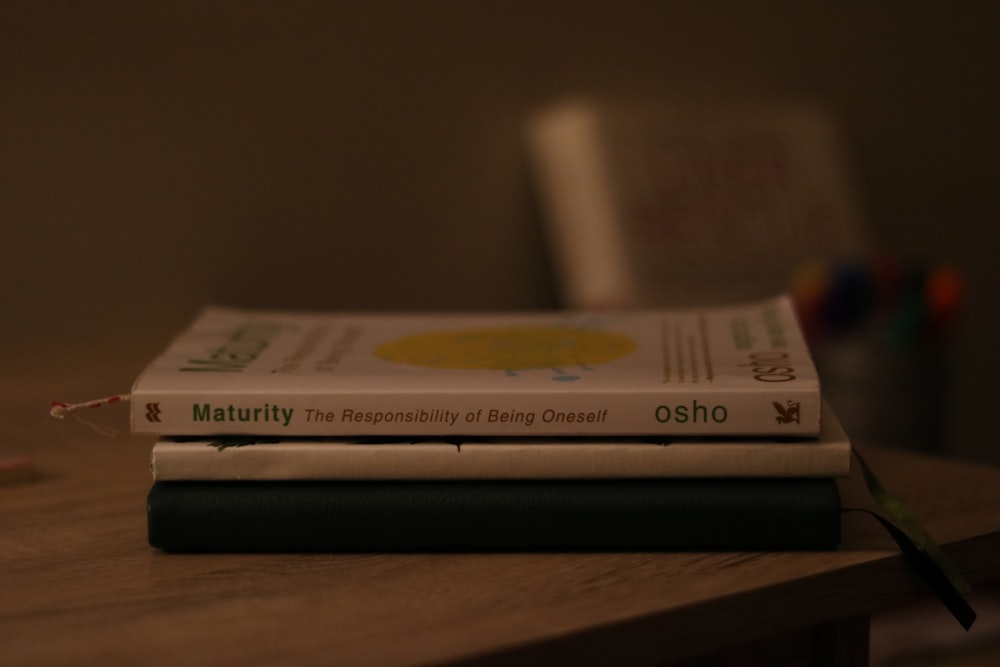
3,365,999,666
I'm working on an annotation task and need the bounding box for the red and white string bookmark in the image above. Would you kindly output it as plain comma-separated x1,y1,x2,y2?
50,394,132,419
50,394,131,436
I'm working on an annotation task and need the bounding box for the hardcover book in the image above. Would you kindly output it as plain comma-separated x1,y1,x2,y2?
130,295,821,437
147,477,842,552
150,404,849,481
526,99,865,309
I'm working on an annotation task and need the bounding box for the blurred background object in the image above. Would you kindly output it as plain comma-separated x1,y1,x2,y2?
527,98,867,309
2,1,998,464
792,257,964,452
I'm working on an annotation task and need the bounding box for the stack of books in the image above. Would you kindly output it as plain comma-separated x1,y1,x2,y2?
134,295,850,552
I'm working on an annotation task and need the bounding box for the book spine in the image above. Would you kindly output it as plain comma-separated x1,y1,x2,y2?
150,440,851,481
147,479,842,552
131,391,821,437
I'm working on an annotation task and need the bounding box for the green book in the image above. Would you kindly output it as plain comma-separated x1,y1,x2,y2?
147,477,841,552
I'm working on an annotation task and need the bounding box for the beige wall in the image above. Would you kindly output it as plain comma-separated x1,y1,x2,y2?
3,2,997,461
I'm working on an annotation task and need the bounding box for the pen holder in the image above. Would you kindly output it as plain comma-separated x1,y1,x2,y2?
793,258,962,453
813,334,949,452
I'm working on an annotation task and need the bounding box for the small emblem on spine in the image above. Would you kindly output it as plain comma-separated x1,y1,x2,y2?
145,403,162,422
772,400,801,424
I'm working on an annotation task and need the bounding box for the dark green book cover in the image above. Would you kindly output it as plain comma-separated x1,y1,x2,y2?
148,478,841,552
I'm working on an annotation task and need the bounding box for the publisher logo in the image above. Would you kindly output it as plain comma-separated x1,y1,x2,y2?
772,400,800,425
145,403,162,423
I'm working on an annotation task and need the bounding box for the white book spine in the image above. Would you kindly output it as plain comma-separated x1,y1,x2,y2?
152,440,850,480
150,405,849,480
129,296,821,437
132,392,821,437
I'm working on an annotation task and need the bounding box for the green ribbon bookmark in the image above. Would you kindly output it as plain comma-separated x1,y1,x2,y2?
850,448,976,630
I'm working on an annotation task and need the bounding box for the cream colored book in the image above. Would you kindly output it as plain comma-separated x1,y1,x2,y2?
150,405,849,480
526,99,865,309
130,295,821,437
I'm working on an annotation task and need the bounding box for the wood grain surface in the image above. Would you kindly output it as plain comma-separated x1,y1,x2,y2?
3,361,999,666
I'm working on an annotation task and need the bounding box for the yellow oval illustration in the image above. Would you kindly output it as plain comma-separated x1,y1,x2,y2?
374,326,636,378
